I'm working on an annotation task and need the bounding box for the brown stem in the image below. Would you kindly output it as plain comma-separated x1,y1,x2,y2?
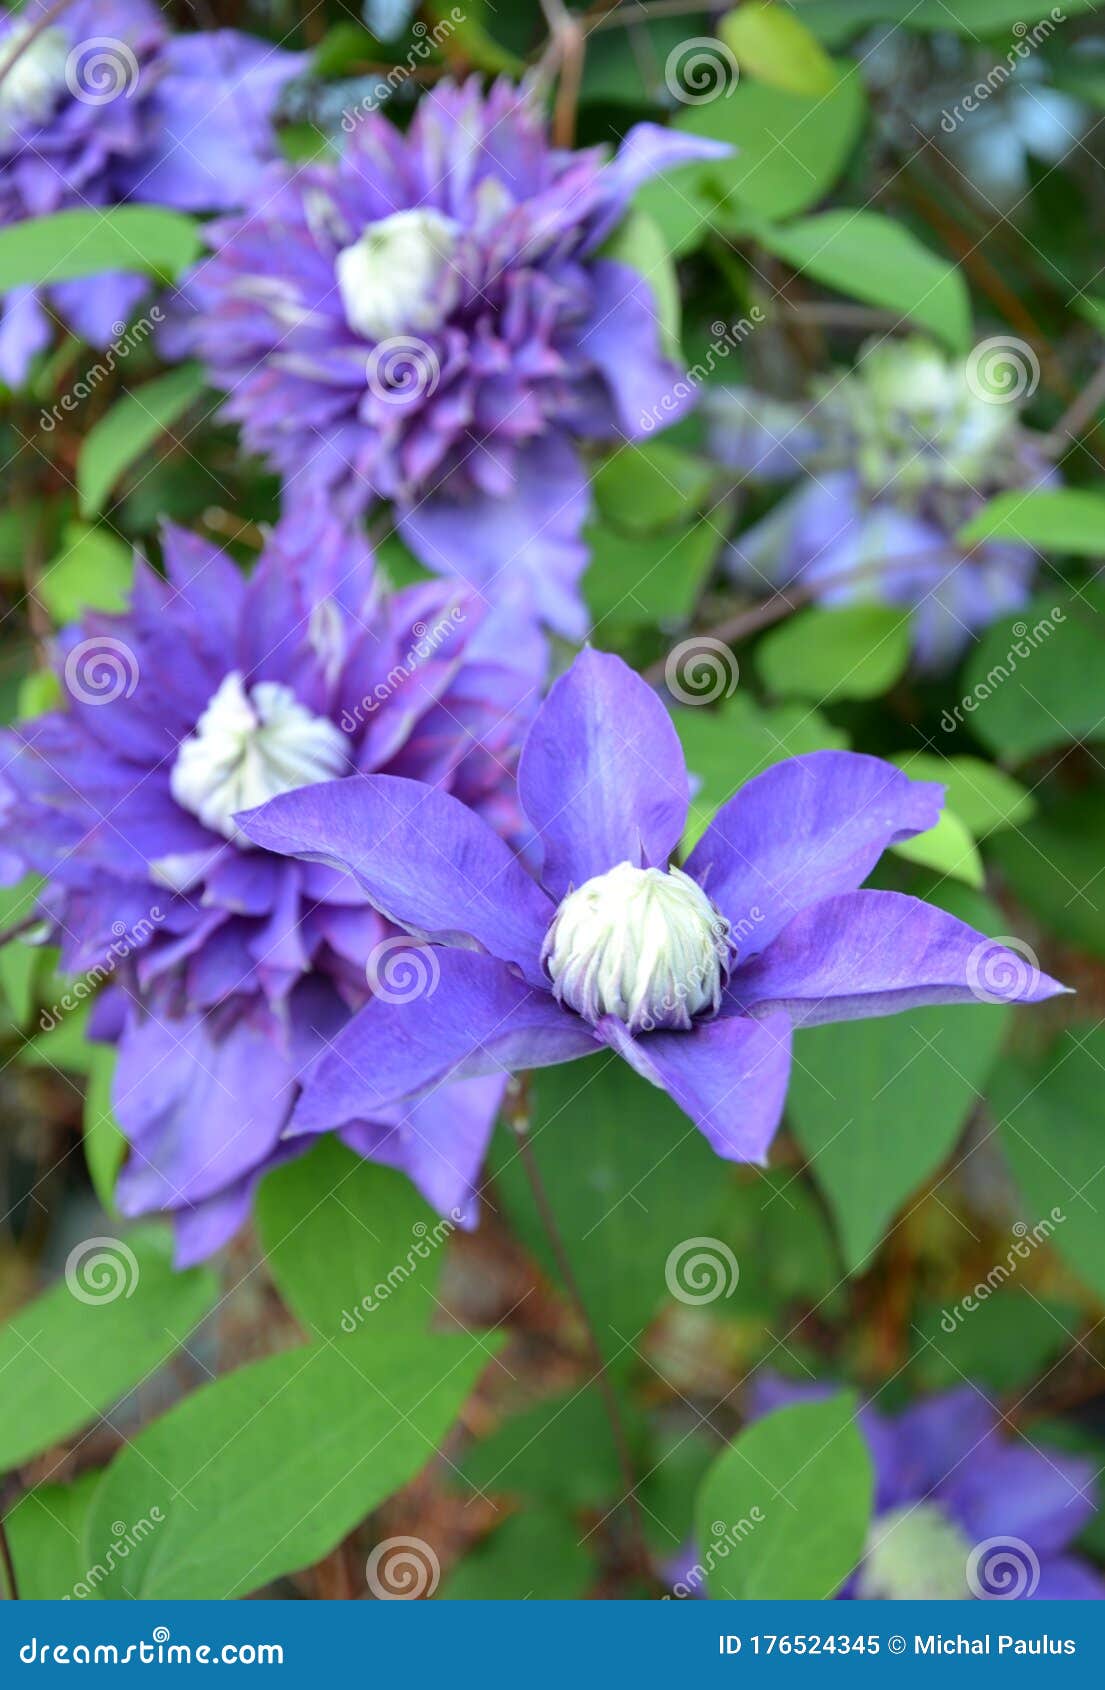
507,1081,653,1583
0,1507,19,1601
0,0,77,86
538,0,585,148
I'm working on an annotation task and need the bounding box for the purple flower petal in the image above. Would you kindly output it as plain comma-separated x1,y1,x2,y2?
599,1009,792,1163
292,948,595,1135
342,1073,507,1225
730,890,1069,1025
687,751,943,954
240,773,553,983
518,648,689,899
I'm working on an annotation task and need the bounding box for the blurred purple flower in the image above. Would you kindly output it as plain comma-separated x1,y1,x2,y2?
173,77,728,635
0,0,305,385
241,649,1064,1216
0,509,543,1262
707,337,1057,670
667,1379,1103,1601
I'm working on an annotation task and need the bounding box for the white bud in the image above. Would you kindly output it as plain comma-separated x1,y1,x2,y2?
856,1504,972,1601
543,861,731,1034
335,208,460,343
170,672,348,845
0,27,68,138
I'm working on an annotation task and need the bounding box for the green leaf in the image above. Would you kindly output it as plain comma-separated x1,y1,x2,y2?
988,790,1105,959
695,1392,873,1598
756,211,971,350
16,668,62,721
82,1329,495,1598
77,363,208,517
0,209,200,291
38,523,133,623
957,589,1103,762
256,1137,452,1342
456,1387,633,1509
787,887,1010,1272
584,519,723,629
0,874,44,1029
6,1473,101,1601
675,62,866,224
889,754,1035,840
960,489,1105,553
995,1029,1105,1303
491,1054,728,1373
720,4,836,96
799,0,1098,41
439,1507,595,1599
677,693,848,850
83,1043,126,1214
592,443,714,535
0,1226,217,1471
600,210,680,362
911,1289,1083,1396
891,807,984,889
757,603,912,702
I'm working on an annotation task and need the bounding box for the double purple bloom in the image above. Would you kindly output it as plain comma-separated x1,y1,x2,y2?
0,0,304,385
243,649,1063,1209
176,77,727,635
0,512,542,1261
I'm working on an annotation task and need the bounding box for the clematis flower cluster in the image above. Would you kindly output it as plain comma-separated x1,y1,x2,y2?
671,1379,1104,1601
0,512,543,1262
0,0,304,386
175,76,727,635
243,648,1063,1208
706,336,1056,670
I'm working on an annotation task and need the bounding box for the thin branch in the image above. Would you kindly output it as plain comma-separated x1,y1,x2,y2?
0,0,77,86
0,1507,19,1601
1040,356,1105,457
538,0,586,148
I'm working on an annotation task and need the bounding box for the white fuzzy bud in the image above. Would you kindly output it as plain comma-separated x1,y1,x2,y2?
335,207,460,343
855,1504,972,1601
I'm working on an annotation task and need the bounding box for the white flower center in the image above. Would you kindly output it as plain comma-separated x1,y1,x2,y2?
335,207,460,343
0,26,68,139
542,861,731,1034
170,672,348,845
856,1504,973,1601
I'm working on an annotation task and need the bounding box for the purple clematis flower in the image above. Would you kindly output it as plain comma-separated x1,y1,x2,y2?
669,1379,1104,1600
173,77,728,635
0,509,542,1263
706,337,1056,670
0,0,305,386
241,649,1065,1213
